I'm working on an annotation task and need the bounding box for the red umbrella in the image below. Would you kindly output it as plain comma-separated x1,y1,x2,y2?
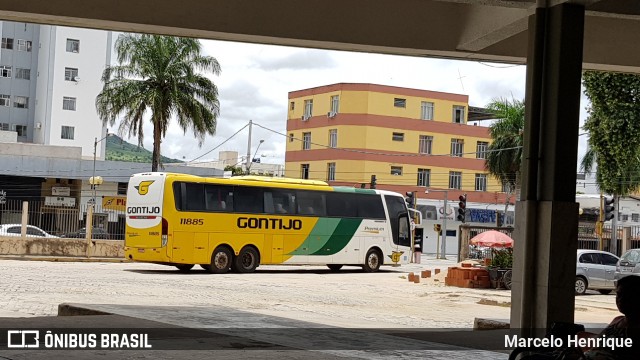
470,230,514,248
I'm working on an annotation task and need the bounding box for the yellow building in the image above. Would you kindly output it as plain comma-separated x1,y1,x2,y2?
285,83,506,203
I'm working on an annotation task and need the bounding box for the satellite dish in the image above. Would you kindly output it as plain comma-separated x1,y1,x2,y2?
73,76,81,82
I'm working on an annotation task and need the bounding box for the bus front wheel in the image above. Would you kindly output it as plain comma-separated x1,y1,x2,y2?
209,246,232,274
362,249,382,273
232,247,260,273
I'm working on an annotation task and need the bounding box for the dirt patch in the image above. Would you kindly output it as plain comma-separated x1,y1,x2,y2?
478,298,511,307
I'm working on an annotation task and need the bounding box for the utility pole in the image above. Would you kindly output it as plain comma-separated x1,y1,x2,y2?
246,120,253,174
611,195,619,255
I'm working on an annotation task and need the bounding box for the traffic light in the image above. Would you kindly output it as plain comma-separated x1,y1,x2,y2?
405,192,415,208
603,195,615,221
370,175,377,189
457,193,467,222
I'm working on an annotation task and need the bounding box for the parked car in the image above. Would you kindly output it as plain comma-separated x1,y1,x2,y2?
60,227,110,240
615,248,640,280
575,249,619,295
0,224,58,238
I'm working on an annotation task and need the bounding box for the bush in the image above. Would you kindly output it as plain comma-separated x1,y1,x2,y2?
489,248,513,269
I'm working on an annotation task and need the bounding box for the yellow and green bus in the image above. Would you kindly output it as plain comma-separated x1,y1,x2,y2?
125,172,412,273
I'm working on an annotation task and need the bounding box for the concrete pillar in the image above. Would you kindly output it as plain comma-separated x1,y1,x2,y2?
621,227,631,254
20,201,28,238
510,3,585,335
86,205,94,258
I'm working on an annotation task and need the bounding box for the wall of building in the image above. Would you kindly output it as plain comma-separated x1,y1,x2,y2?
36,25,110,159
284,83,504,202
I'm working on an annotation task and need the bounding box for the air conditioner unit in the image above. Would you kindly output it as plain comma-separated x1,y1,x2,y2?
301,115,309,121
73,76,81,82
327,111,337,118
35,122,42,129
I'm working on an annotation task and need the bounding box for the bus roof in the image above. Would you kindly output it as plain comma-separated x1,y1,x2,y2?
232,175,329,186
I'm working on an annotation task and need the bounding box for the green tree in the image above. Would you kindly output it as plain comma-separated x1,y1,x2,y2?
485,97,525,194
582,71,640,196
224,165,244,176
96,34,221,171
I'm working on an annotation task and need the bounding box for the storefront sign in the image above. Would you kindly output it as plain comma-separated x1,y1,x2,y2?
468,209,497,223
52,187,71,196
102,196,127,211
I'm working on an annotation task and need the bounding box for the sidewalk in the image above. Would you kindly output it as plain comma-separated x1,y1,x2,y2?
0,255,127,263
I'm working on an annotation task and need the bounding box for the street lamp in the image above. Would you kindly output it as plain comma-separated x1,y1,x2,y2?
425,188,449,259
246,139,264,174
91,134,112,205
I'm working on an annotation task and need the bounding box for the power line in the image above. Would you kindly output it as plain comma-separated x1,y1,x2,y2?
253,122,523,158
185,122,250,164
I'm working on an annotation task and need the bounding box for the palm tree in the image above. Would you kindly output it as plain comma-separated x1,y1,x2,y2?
485,97,525,192
96,34,221,171
484,97,525,218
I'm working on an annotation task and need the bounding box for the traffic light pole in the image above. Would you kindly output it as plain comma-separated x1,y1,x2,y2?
611,195,619,255
441,193,448,259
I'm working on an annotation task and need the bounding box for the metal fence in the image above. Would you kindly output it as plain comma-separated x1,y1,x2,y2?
0,200,125,240
459,225,514,261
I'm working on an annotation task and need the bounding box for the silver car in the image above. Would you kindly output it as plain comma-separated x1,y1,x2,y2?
615,248,640,280
0,224,58,238
575,249,619,295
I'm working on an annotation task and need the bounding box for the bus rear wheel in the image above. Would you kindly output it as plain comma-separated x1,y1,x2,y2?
327,264,343,271
209,246,232,274
362,249,382,273
175,264,194,272
232,247,260,273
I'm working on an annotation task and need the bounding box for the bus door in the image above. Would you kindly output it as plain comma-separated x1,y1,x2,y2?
384,195,412,249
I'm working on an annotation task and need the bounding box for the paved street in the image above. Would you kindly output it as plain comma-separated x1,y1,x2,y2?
0,256,622,359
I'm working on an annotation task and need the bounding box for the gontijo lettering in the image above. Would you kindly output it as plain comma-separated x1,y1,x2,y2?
127,206,161,214
237,217,302,230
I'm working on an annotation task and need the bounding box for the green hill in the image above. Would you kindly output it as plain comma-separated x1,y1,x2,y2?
105,135,183,164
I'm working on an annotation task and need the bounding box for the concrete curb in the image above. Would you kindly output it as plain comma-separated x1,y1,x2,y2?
58,303,114,316
0,255,128,263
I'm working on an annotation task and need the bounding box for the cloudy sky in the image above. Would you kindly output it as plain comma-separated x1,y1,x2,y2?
109,38,590,170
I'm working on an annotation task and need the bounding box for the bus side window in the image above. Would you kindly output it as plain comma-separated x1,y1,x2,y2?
234,186,264,213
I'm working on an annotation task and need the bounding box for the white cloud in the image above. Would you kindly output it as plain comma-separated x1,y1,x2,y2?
108,38,590,171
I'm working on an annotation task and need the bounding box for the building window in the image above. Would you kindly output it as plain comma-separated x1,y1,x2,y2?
63,97,77,111
451,138,464,157
394,98,406,108
329,129,337,148
289,133,294,142
475,174,487,191
118,182,128,195
0,66,11,78
15,68,30,80
0,94,9,107
303,99,313,120
13,96,28,109
419,135,433,155
16,39,32,52
453,105,465,124
302,132,311,150
1,37,13,49
15,125,27,136
476,141,489,159
392,132,405,141
417,168,431,187
449,171,462,190
632,213,639,222
61,126,75,140
0,122,8,131
300,164,310,179
66,39,80,53
65,68,79,81
421,101,434,120
327,162,336,181
391,166,403,176
290,101,295,110
330,95,339,114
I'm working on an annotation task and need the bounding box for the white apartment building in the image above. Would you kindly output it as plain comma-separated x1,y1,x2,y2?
0,21,111,159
